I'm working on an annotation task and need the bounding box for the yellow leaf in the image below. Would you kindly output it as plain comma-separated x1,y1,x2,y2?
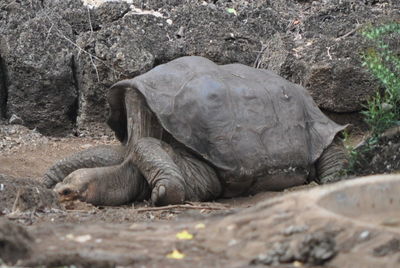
293,261,303,267
176,230,193,240
166,249,185,259
195,223,205,229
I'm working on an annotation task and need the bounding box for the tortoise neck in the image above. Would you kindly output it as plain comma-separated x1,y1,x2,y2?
91,161,150,205
123,90,164,154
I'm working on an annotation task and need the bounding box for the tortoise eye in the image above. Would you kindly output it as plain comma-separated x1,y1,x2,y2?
61,189,72,196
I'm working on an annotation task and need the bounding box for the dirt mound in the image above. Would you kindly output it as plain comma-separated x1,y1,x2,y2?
0,174,60,214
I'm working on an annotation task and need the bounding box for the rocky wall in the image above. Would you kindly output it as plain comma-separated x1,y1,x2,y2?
0,0,398,136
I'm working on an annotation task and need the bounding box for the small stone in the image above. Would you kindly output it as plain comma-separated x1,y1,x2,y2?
81,144,93,149
176,26,185,38
9,114,23,125
228,239,238,246
382,103,393,111
227,224,236,231
75,235,92,243
283,225,309,236
293,261,303,267
359,230,370,241
381,218,400,227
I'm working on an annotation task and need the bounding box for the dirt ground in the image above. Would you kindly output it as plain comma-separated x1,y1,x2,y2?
0,125,283,267
1,124,400,267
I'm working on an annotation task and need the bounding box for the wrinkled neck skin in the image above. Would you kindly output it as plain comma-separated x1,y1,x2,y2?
86,160,150,206
42,144,126,188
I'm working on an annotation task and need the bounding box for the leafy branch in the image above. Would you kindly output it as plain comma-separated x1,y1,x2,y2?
360,22,400,136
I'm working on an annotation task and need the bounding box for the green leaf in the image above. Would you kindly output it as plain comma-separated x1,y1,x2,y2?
226,8,237,16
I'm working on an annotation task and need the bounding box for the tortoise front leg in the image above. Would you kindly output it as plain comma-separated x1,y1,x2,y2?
42,145,125,188
315,136,349,184
130,137,221,206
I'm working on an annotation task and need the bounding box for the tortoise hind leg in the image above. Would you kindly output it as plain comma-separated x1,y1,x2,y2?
316,136,349,184
130,137,221,206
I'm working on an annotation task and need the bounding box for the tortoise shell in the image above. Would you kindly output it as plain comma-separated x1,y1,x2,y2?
108,56,345,176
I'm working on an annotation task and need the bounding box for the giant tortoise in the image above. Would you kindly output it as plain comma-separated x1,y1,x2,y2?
42,56,348,206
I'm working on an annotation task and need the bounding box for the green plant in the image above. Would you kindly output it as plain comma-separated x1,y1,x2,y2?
343,129,379,175
360,22,400,137
344,22,399,174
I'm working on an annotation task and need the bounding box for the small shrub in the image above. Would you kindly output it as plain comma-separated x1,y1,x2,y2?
360,22,400,137
345,22,399,174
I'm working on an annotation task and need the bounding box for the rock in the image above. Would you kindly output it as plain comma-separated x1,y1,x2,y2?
373,238,400,257
73,2,283,129
0,218,33,264
258,32,376,113
255,0,400,113
282,225,309,236
9,114,23,125
296,231,337,265
250,231,337,266
0,2,78,135
169,3,275,66
43,0,98,34
94,1,131,25
73,25,155,129
250,241,291,265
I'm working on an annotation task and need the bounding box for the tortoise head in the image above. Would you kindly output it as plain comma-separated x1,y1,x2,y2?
54,168,98,204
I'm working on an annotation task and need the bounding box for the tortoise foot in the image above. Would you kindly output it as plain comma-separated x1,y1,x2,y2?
151,179,185,206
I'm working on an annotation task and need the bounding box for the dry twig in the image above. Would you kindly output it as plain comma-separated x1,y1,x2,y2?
335,24,362,41
11,189,21,213
327,46,333,60
253,42,268,69
135,204,229,212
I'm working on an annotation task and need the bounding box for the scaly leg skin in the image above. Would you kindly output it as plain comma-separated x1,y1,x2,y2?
42,145,125,188
131,137,222,206
316,136,349,184
54,160,150,206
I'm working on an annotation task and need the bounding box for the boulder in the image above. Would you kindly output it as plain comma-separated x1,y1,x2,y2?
0,1,78,135
256,0,400,112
